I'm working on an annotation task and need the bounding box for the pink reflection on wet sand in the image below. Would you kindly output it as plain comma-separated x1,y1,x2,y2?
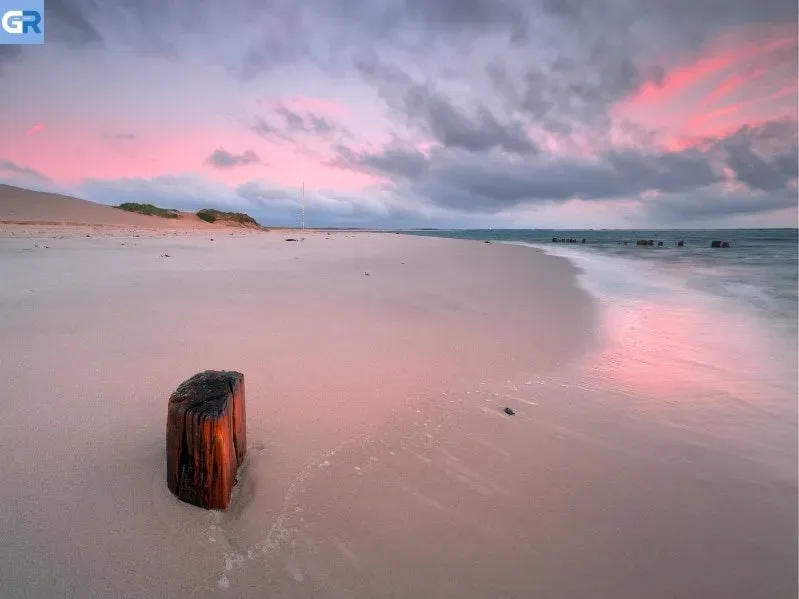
582,297,790,406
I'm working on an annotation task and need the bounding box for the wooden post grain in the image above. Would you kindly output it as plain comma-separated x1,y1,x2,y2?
166,370,247,510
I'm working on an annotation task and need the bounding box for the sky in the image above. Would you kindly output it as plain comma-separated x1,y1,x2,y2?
0,0,797,228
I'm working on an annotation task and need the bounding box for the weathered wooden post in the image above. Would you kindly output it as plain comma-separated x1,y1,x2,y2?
166,370,247,510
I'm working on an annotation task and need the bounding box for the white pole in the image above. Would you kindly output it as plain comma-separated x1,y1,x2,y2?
301,182,305,230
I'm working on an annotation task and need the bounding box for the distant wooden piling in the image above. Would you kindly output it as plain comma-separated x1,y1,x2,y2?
166,371,247,510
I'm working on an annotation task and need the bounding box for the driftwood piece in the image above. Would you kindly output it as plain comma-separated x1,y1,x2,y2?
166,370,247,510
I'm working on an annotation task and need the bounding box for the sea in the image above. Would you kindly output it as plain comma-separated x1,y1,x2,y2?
406,228,798,482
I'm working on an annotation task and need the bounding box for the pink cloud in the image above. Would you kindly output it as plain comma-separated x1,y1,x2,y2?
699,65,772,109
614,23,798,148
25,124,45,137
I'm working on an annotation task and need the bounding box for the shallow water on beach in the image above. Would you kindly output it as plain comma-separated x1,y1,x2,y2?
410,229,798,481
410,228,798,336
542,245,796,474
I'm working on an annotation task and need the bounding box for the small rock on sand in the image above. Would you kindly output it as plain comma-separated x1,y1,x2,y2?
503,407,515,416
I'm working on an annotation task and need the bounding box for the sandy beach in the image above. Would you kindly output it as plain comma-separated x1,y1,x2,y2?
1,206,796,597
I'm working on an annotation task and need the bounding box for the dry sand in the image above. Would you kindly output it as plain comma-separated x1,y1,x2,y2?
0,183,252,231
0,215,795,597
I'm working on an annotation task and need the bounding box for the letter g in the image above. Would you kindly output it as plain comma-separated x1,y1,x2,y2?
2,10,24,34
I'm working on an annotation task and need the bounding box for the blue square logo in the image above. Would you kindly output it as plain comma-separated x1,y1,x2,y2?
0,0,44,44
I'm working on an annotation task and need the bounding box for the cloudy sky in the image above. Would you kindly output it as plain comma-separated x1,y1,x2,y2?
0,0,797,228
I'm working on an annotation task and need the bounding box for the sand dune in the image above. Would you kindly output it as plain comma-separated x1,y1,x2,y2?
0,184,219,229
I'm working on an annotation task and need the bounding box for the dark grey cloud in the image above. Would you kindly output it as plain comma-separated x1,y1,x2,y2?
236,181,298,204
331,145,429,179
236,0,793,77
16,0,216,59
405,85,536,154
357,58,536,154
251,105,349,142
47,0,104,46
205,148,261,169
6,0,790,79
251,118,282,139
718,121,798,191
333,142,720,211
0,45,21,71
274,106,341,136
0,46,21,79
106,132,137,141
333,118,798,216
643,187,798,223
0,159,51,181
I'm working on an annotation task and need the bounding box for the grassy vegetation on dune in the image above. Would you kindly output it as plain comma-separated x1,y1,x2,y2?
114,202,260,227
196,208,260,227
116,203,180,219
